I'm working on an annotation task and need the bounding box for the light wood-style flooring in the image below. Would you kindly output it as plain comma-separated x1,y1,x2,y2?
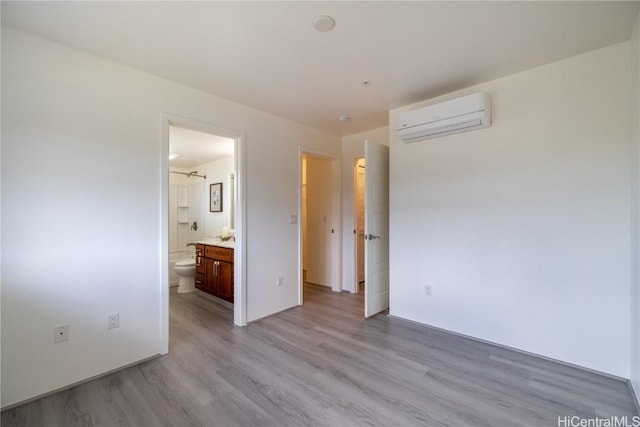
2,283,637,426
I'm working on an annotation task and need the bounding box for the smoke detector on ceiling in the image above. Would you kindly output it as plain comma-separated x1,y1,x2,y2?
313,15,335,32
338,115,351,124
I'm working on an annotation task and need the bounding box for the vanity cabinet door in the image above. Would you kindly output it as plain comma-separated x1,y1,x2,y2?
217,261,234,302
202,258,217,294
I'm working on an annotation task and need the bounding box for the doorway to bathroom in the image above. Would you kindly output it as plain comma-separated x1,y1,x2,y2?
168,125,235,288
161,114,246,354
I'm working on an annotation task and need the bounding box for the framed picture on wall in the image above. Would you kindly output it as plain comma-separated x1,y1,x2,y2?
210,183,223,212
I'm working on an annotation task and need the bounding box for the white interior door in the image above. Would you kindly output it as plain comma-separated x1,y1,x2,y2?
364,140,390,317
356,160,366,284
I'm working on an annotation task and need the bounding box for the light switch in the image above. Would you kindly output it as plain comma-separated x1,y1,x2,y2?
289,214,297,224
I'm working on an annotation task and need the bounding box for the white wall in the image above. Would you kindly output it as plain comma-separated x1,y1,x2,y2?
195,156,234,238
169,165,221,249
389,42,632,377
630,9,640,398
341,127,389,292
0,27,340,407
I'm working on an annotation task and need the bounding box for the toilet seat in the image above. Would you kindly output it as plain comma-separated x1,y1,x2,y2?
175,259,195,267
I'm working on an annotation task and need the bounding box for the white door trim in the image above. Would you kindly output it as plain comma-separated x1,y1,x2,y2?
160,113,247,354
297,147,342,305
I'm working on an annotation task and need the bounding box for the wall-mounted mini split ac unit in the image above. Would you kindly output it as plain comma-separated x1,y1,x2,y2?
397,92,491,143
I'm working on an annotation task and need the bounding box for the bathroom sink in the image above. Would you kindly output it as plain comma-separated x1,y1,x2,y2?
196,238,235,249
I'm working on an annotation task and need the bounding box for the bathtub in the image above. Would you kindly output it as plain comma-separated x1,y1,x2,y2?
169,248,196,286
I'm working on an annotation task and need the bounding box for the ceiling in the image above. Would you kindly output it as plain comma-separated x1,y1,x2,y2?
169,126,234,169
2,1,638,136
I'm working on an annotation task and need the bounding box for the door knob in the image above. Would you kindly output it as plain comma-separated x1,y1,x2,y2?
366,234,381,240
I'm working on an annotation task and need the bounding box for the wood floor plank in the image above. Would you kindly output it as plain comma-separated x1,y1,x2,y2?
2,283,637,426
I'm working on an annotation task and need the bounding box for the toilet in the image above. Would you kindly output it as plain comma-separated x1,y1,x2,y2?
174,259,196,293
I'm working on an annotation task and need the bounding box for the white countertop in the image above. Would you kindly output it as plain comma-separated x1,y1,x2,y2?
196,238,235,249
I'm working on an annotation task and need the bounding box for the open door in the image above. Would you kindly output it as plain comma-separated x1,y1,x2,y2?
356,159,366,286
364,140,390,317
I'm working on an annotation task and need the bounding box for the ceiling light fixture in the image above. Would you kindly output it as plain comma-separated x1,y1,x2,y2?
338,114,351,124
168,152,180,160
312,15,335,32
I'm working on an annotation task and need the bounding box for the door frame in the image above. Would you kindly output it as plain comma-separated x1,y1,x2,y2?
160,113,247,354
297,147,341,305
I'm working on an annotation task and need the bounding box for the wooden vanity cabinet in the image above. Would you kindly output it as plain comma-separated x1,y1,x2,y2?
195,243,234,303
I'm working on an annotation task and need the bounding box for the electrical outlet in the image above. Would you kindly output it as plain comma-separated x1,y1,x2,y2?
54,324,69,343
108,312,119,330
277,275,284,287
424,285,432,297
